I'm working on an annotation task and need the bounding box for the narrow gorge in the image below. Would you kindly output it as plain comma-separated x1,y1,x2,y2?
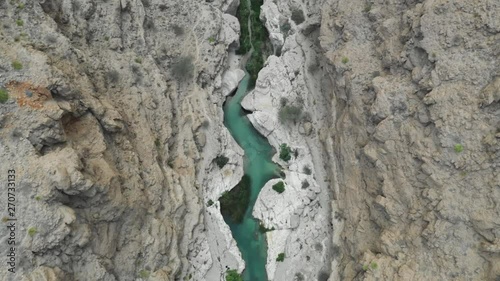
1,0,499,281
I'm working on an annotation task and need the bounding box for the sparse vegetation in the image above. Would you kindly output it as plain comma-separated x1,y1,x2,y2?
16,19,24,27
138,269,150,279
219,175,251,223
454,144,464,153
11,60,22,70
28,227,37,237
276,252,285,262
208,37,216,43
34,195,42,201
214,155,229,168
0,89,9,103
272,181,285,194
370,261,378,270
342,56,349,64
18,3,25,9
207,199,214,207
279,143,292,161
172,56,195,81
135,57,142,64
226,269,243,281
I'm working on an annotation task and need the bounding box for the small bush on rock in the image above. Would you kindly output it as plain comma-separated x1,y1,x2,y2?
28,227,37,237
226,269,243,281
303,165,312,175
272,181,285,194
0,89,9,103
138,269,150,278
454,144,464,153
279,143,292,161
276,252,285,262
291,9,305,24
214,155,229,168
11,60,22,70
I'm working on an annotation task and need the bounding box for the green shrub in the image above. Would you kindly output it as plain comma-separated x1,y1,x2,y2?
226,269,243,281
16,19,24,26
28,227,37,237
172,56,194,81
276,253,285,262
235,0,269,86
279,143,292,161
34,195,42,201
0,89,9,103
135,57,142,64
219,175,251,223
214,155,229,168
18,3,25,9
11,60,22,70
454,144,464,153
342,57,349,64
207,199,214,207
138,269,150,278
208,37,216,43
370,262,378,270
272,181,285,194
291,9,305,24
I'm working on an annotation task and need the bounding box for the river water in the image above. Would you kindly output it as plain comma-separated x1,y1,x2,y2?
223,73,279,280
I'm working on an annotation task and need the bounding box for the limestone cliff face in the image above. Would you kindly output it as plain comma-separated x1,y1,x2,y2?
318,0,500,280
0,1,242,280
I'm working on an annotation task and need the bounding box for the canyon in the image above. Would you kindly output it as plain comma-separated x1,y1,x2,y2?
0,0,499,281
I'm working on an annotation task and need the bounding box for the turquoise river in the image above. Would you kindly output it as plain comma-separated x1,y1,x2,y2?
223,72,279,281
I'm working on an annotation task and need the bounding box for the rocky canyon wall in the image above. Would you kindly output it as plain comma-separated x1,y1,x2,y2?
318,0,500,280
0,0,243,280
